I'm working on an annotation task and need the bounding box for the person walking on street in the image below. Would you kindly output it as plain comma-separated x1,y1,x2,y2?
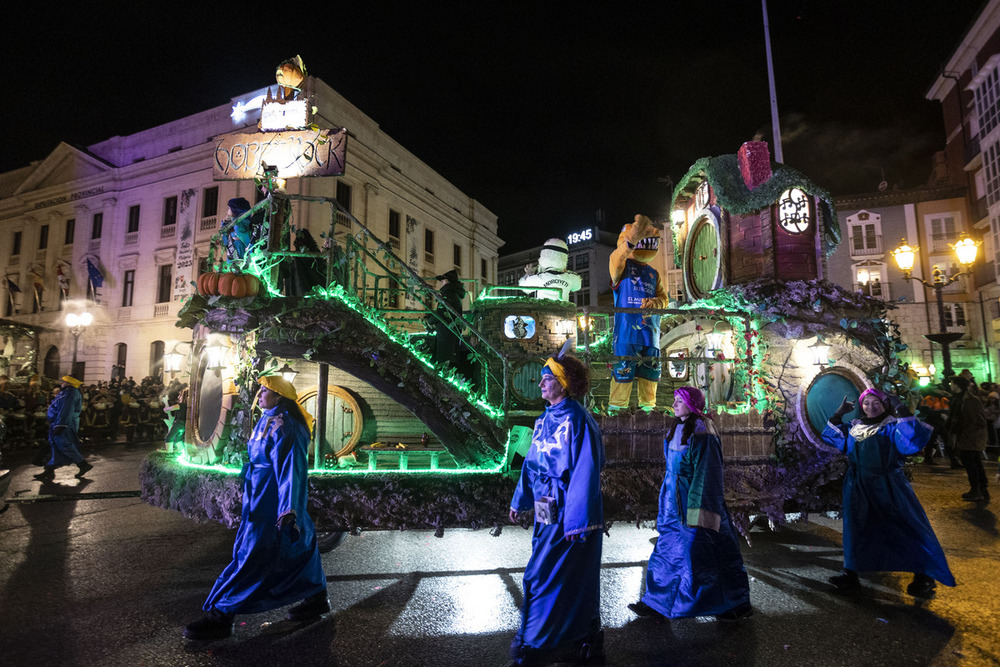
184,375,329,641
508,349,605,666
949,376,991,502
822,388,956,598
34,376,91,481
628,386,752,623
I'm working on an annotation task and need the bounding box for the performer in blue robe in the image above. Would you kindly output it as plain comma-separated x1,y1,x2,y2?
630,386,752,622
822,387,955,598
508,350,605,666
185,375,329,641
34,375,91,481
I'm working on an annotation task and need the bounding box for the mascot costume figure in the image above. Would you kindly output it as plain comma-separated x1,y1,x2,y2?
519,238,582,301
609,215,667,412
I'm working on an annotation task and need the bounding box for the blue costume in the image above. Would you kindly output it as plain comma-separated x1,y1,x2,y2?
611,259,662,384
510,397,605,653
821,415,955,586
47,386,84,467
203,403,327,614
641,418,751,617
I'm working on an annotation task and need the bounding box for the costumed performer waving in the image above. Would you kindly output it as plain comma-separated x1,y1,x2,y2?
184,374,330,640
508,344,606,666
629,386,752,622
822,387,955,598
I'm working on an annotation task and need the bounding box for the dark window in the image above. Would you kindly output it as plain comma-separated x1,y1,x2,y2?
122,269,135,307
481,258,487,278
156,264,172,303
425,228,435,258
65,219,75,245
202,186,219,218
388,209,400,241
92,212,103,239
12,231,22,255
163,196,178,226
453,244,462,268
336,181,352,212
127,205,140,234
39,225,49,250
575,253,589,269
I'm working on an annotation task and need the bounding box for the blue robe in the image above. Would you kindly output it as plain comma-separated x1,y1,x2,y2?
47,386,84,467
204,404,327,614
641,419,750,617
510,398,605,651
821,415,955,586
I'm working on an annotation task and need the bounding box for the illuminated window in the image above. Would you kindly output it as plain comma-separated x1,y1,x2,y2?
777,188,810,233
695,181,710,210
503,315,535,339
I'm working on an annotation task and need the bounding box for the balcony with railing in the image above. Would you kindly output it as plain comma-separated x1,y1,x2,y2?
153,303,170,318
200,215,217,234
124,231,138,246
852,281,892,301
930,233,958,253
161,224,176,240
848,233,883,257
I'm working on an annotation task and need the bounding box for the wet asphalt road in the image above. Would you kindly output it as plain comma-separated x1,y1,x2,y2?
0,441,997,667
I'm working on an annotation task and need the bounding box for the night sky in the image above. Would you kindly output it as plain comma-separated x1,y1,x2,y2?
6,1,987,252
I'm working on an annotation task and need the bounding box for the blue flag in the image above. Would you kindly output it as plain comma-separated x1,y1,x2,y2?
87,258,104,288
6,277,20,293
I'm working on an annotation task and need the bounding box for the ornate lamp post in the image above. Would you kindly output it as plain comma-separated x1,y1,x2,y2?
65,310,92,378
891,236,980,380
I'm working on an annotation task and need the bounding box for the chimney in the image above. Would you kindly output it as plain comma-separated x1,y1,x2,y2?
738,141,772,190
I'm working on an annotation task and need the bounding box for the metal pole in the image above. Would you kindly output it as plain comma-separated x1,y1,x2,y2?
935,285,955,379
762,0,783,162
315,363,329,469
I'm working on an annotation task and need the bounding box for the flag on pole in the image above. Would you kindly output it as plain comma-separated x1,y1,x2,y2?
6,277,20,293
86,258,104,288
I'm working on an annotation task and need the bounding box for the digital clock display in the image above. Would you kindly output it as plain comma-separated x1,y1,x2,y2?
567,228,593,245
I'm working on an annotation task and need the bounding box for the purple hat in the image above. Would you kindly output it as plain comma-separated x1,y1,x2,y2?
674,386,710,419
857,387,888,411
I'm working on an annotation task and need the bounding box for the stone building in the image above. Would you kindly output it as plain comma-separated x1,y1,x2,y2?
0,78,503,383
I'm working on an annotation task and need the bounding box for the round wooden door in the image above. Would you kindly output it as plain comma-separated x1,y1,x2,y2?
687,217,722,299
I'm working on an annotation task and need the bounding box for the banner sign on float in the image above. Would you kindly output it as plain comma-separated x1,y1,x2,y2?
213,128,348,180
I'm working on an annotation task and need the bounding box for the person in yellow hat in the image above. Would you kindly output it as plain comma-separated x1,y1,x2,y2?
34,376,91,481
185,374,329,641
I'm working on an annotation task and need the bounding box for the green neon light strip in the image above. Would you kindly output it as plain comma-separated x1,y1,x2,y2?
176,429,517,476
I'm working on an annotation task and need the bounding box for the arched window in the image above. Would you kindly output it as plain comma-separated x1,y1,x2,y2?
150,340,165,380
43,346,60,380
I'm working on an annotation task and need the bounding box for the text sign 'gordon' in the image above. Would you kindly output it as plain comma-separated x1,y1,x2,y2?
213,128,348,180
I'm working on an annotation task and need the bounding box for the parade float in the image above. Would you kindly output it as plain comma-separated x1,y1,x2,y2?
141,64,911,538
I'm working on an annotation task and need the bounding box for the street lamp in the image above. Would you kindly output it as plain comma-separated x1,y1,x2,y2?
891,236,980,380
277,362,298,383
65,310,92,378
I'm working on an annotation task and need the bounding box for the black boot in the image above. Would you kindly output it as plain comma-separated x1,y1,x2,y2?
75,461,93,478
829,569,861,592
184,608,235,640
33,467,55,481
961,488,985,501
716,601,754,623
286,591,331,621
907,574,936,598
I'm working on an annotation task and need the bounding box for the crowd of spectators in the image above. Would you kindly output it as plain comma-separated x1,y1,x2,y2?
0,372,187,455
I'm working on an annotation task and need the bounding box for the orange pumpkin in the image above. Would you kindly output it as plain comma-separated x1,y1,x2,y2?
218,272,236,296
244,274,260,296
229,274,248,298
206,272,222,295
197,271,216,296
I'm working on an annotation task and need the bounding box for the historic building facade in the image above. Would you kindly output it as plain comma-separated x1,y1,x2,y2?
0,78,503,383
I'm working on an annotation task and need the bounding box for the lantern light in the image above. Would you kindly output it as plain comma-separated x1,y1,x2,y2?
809,338,831,366
891,240,917,275
952,235,980,267
277,363,298,383
204,342,229,371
